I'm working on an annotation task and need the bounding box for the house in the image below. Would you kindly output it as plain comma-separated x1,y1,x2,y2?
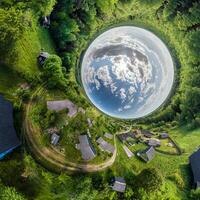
160,133,169,139
137,146,155,162
47,99,77,118
96,137,115,154
137,129,154,138
87,118,93,128
0,96,21,159
78,135,96,161
147,139,161,147
51,133,60,146
117,132,135,143
189,148,200,189
37,52,50,66
41,16,50,28
123,145,134,158
111,177,126,193
104,133,113,139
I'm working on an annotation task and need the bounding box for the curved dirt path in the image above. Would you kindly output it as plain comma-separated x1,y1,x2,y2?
23,86,117,173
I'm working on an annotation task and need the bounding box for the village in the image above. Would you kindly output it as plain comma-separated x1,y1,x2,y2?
1,92,200,193
0,50,199,194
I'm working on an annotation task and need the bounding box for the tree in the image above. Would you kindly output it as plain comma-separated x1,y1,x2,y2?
133,168,163,194
42,55,67,89
31,0,56,16
180,87,200,122
0,181,26,200
190,188,200,200
0,8,30,60
186,30,200,64
95,0,118,15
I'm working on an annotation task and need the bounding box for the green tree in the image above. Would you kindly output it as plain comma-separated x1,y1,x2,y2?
42,55,67,89
95,0,118,15
133,168,163,194
190,188,200,200
31,0,56,16
0,186,26,200
0,8,30,59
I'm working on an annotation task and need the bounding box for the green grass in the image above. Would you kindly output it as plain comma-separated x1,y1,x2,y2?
14,25,55,75
0,64,22,97
0,23,55,100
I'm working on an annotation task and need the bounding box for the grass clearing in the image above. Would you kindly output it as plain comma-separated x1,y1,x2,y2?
14,25,55,75
0,64,22,97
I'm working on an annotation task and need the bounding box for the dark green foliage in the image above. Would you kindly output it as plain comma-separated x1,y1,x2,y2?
0,8,29,60
95,0,118,15
0,183,26,200
133,168,163,194
16,89,31,102
31,102,58,129
190,188,200,200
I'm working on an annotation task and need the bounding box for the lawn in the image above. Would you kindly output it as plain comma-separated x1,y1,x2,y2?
0,63,22,98
14,25,55,75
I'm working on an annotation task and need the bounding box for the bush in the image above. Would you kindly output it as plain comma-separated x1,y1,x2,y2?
190,188,200,200
42,55,67,89
133,168,163,194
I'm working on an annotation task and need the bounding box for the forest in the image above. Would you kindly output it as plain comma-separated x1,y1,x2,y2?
0,0,200,199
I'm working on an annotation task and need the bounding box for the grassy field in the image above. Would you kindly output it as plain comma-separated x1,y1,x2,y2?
14,25,55,75
0,21,55,96
0,63,22,97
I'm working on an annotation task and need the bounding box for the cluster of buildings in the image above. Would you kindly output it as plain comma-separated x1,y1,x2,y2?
76,133,115,161
117,129,171,162
1,91,199,193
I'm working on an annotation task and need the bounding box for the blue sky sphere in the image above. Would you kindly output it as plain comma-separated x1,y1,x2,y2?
81,26,174,119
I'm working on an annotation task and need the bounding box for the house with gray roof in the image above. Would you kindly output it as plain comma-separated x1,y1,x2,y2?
137,146,155,162
38,52,49,66
137,129,154,138
41,16,50,28
190,147,200,189
111,177,126,193
51,133,60,146
96,137,115,154
117,132,135,143
0,96,21,159
78,135,96,161
123,145,134,158
160,133,169,139
147,139,161,147
104,133,113,139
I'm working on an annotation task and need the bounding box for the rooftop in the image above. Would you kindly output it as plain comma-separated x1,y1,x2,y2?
78,135,96,161
96,137,115,154
137,129,154,138
147,139,161,147
123,145,134,158
0,96,21,158
104,133,113,139
138,146,155,162
47,99,77,118
160,133,169,139
51,133,60,146
190,147,200,188
112,177,126,193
